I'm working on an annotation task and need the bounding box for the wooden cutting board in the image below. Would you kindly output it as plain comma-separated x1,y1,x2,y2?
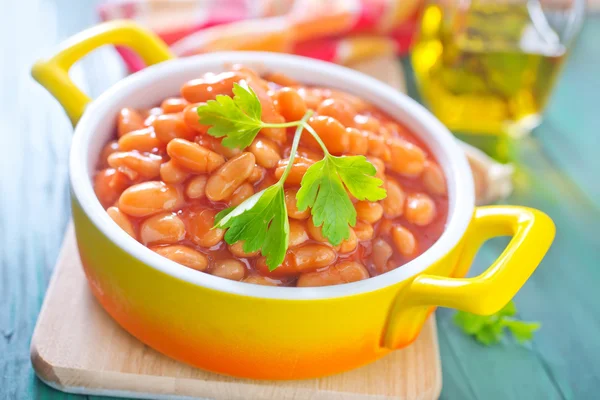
31,227,441,400
30,56,441,399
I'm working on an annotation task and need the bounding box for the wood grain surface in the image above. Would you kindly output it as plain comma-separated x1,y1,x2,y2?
30,227,441,400
2,1,600,399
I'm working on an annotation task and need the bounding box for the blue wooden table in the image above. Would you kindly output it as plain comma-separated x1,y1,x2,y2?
1,1,599,399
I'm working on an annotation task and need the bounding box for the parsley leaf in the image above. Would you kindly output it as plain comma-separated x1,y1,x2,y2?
215,186,289,270
454,301,540,345
197,82,263,149
504,320,541,343
296,155,386,245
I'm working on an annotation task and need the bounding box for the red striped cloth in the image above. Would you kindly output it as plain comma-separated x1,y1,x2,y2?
98,0,423,71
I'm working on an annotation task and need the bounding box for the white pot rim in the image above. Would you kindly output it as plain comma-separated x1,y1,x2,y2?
70,51,474,300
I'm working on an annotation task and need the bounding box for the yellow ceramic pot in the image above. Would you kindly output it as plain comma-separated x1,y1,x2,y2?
32,21,555,380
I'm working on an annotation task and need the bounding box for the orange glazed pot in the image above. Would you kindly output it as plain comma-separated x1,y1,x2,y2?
32,21,555,380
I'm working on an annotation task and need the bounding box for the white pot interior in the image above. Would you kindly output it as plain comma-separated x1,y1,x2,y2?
70,52,475,300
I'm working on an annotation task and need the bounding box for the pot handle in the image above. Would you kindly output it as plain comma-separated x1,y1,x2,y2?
32,21,173,126
383,206,555,349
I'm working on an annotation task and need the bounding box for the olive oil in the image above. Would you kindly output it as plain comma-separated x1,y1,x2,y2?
412,2,567,136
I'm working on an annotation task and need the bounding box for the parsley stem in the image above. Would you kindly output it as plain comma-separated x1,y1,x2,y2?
302,123,331,156
261,121,305,129
277,110,313,185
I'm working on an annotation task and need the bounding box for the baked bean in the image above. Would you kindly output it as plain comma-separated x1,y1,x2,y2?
256,244,336,277
355,201,383,223
247,80,287,144
388,138,426,176
274,156,314,186
382,178,405,218
167,139,225,173
391,225,417,257
183,103,210,134
353,114,381,133
205,152,255,201
367,133,391,161
247,165,265,184
378,219,393,236
99,141,119,167
295,87,327,109
152,113,195,143
354,221,374,241
289,220,309,247
276,87,307,122
295,146,323,160
366,156,385,179
153,245,208,271
297,261,369,287
108,152,162,178
346,128,369,155
378,125,392,140
261,115,287,145
383,121,411,140
229,182,254,206
229,241,260,258
422,161,447,196
140,212,186,245
338,228,357,253
306,217,328,242
118,181,184,217
118,127,162,152
183,207,225,248
405,193,436,226
160,160,190,184
243,275,280,286
106,206,136,238
249,137,281,168
196,134,241,159
185,175,208,199
303,116,349,155
317,98,356,127
114,165,139,181
265,72,300,87
94,168,131,208
161,97,188,114
181,71,241,103
371,238,393,274
256,173,278,191
211,259,246,281
285,188,309,219
238,67,267,83
117,108,145,137
330,90,370,112
143,107,164,126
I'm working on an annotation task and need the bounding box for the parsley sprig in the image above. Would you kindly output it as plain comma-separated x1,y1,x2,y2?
212,112,311,269
197,82,386,270
454,301,541,345
297,124,386,245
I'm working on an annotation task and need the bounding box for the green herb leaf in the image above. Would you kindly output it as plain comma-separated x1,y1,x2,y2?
196,82,263,149
215,185,289,270
453,310,488,335
331,156,387,201
454,301,540,345
503,319,541,343
474,323,504,346
214,207,234,225
296,155,386,245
